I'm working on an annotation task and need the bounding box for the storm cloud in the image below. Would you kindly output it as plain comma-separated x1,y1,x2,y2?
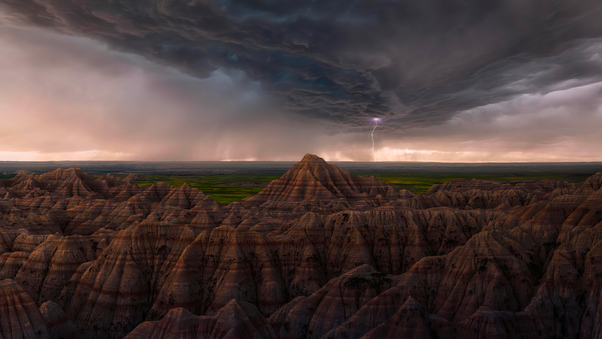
0,25,338,160
1,0,602,161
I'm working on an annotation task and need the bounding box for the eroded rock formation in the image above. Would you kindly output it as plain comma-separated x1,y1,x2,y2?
1,157,601,338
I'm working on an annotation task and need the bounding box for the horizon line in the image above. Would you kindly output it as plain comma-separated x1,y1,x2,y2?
2,159,602,164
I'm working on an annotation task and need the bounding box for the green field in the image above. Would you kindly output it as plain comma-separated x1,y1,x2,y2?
362,173,591,194
9,171,592,205
133,175,279,205
128,172,591,204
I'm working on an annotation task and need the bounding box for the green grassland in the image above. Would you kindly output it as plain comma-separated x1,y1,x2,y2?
128,172,591,204
133,175,279,205
362,173,592,194
0,165,595,205
3,171,592,204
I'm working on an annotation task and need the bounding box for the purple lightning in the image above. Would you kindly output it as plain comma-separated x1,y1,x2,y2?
371,118,381,162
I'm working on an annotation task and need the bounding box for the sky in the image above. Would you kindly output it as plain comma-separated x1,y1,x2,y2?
1,0,602,162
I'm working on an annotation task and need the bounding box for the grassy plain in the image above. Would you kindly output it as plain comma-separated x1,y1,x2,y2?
133,175,279,204
3,162,598,205
362,173,592,194
129,172,591,204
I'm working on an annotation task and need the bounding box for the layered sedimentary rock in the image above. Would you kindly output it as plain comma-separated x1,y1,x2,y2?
242,154,398,211
0,279,49,338
40,301,79,338
362,296,456,339
65,221,196,337
126,300,276,339
271,264,395,338
1,155,602,338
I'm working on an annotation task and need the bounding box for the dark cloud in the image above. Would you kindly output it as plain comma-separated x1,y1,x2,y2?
2,0,602,134
1,24,602,162
0,25,337,161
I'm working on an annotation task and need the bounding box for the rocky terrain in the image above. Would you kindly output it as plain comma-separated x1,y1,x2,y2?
1,154,602,338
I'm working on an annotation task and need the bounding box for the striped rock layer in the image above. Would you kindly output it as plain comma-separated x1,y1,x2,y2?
0,155,602,338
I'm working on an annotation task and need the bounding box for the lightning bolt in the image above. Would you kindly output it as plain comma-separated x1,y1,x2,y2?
371,118,379,162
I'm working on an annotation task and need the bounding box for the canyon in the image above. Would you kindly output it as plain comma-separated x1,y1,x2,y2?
1,154,602,338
